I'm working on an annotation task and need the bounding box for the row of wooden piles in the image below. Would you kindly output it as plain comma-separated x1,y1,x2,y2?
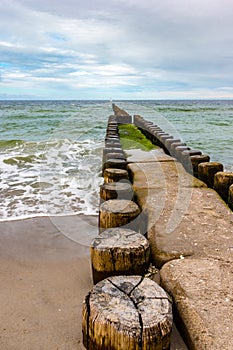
134,114,233,210
82,115,174,349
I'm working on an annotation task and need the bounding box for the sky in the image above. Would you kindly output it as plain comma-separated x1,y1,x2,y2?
0,0,233,100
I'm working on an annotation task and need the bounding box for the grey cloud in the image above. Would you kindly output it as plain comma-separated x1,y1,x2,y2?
1,0,233,99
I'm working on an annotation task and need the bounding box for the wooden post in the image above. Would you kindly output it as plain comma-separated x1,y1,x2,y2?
102,151,126,172
105,142,122,151
148,126,161,132
103,158,127,171
158,135,173,151
198,162,224,188
82,275,173,350
108,122,118,126
174,146,190,160
170,142,187,157
102,148,124,161
159,135,173,148
158,133,171,142
228,184,233,210
105,136,119,141
100,181,133,201
102,152,126,171
155,131,166,137
213,171,233,202
104,168,129,183
104,152,126,161
189,154,210,177
105,136,120,141
105,140,121,148
106,131,118,137
99,199,140,231
90,228,150,284
150,128,163,135
107,126,118,131
164,139,181,154
181,150,202,173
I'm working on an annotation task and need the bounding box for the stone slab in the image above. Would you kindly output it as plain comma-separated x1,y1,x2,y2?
136,186,233,267
126,148,175,163
128,162,233,267
160,258,233,350
128,161,207,190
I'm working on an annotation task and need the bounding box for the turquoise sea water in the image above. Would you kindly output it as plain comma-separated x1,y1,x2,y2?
0,100,232,220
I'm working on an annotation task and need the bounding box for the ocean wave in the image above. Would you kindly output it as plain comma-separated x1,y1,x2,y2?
0,139,25,149
0,136,104,220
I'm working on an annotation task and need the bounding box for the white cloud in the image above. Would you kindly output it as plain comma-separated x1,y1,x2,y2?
0,41,24,48
0,0,233,99
4,71,30,79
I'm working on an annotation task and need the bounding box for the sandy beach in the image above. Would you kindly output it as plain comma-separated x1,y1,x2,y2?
0,215,97,350
0,215,187,349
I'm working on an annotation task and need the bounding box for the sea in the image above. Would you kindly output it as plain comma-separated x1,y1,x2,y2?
0,99,232,221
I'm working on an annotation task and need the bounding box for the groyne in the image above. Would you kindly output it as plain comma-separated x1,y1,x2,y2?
82,105,233,350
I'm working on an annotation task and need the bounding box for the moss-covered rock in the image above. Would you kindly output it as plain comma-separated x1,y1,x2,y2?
119,124,157,151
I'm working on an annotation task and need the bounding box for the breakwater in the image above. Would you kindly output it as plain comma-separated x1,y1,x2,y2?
82,105,233,350
133,114,233,208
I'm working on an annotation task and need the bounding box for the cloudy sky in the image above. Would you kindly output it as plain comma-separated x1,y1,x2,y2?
0,0,233,100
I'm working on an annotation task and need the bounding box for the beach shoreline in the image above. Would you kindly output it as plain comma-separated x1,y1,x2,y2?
0,215,187,349
0,215,97,350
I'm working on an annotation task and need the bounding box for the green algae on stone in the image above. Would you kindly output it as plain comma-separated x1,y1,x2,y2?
119,124,157,151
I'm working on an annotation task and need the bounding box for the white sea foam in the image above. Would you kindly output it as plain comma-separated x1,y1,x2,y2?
0,138,104,220
0,100,112,220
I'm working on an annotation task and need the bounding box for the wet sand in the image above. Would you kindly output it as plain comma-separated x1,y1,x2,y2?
0,215,96,350
0,215,187,349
